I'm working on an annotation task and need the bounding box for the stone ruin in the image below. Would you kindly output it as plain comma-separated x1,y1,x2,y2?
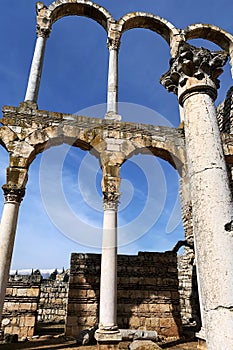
0,1,233,349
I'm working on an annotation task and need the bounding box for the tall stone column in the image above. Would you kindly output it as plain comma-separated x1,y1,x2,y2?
24,27,50,103
0,187,25,321
95,170,122,347
105,27,121,121
161,43,233,349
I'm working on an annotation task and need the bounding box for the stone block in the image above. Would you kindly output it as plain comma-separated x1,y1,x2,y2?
129,340,162,350
24,316,35,327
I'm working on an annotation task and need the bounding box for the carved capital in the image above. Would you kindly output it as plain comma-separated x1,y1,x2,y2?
2,186,25,204
107,31,121,50
103,191,120,211
160,42,228,95
36,25,51,38
36,3,51,38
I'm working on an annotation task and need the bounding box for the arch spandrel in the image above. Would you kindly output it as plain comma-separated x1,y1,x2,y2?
184,23,233,51
46,0,114,31
117,12,181,47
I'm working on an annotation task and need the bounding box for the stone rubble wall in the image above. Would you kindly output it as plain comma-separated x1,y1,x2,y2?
66,252,194,340
37,280,68,323
1,274,42,338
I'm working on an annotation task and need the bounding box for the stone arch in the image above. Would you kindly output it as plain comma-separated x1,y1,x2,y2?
183,24,233,52
47,0,114,32
123,145,184,176
117,12,181,48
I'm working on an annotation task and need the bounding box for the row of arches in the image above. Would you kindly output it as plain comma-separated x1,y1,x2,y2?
41,0,233,52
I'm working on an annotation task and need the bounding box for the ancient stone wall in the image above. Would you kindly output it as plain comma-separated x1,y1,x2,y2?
1,271,69,338
66,252,188,339
1,274,42,338
37,280,69,323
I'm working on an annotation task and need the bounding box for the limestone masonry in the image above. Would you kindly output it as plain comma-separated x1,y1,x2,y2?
0,1,233,349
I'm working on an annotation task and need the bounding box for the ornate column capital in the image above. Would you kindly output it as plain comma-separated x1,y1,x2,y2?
107,26,121,50
103,191,120,211
2,186,25,204
160,42,228,105
36,26,51,39
36,2,51,38
102,174,121,211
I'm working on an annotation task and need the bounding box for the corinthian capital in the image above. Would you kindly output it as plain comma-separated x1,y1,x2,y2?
103,191,120,211
160,42,228,94
36,25,51,38
36,2,51,38
107,29,121,50
2,186,25,204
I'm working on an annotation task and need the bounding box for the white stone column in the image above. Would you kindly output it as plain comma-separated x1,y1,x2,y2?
95,191,121,344
0,187,25,321
24,28,49,103
161,43,233,349
105,31,121,121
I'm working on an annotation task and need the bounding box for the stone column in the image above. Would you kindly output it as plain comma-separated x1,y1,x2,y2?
161,43,233,349
95,172,122,347
105,28,121,121
24,27,50,103
0,187,25,321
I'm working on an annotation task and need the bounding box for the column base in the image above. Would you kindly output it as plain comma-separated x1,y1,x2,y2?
95,328,122,350
105,111,122,121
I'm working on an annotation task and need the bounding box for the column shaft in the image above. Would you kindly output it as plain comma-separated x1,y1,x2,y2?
106,48,119,117
0,201,20,320
99,209,117,328
24,35,47,102
182,90,233,349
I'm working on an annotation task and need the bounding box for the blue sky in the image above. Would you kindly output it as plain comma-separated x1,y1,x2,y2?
0,0,233,270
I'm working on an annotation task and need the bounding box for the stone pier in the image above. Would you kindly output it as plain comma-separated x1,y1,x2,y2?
161,42,233,349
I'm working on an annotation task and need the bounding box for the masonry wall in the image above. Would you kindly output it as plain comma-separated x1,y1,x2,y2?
37,280,68,323
1,274,42,338
66,252,184,339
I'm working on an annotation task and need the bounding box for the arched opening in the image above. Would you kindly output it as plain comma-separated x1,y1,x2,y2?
119,154,183,253
39,16,108,113
11,144,103,271
5,143,103,336
118,28,180,126
49,1,113,30
117,153,187,337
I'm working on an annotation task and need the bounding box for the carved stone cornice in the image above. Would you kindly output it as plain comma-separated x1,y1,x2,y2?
2,186,25,204
103,191,120,211
160,42,228,97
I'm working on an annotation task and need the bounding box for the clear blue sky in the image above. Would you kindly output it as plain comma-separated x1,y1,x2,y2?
0,0,233,270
